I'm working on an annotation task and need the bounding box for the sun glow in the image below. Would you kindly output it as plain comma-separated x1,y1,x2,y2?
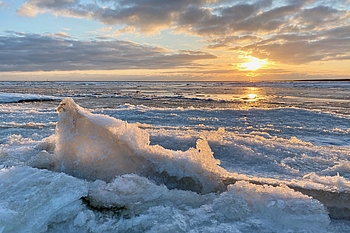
247,93,257,99
239,56,268,71
241,87,260,102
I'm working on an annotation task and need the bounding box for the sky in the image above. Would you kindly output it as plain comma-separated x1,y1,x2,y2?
0,0,349,81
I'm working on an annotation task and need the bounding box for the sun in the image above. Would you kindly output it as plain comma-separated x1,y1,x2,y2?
239,56,268,71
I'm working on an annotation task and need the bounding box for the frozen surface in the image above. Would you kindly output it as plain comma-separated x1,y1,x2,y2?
0,166,87,233
54,98,225,193
0,168,332,233
0,92,59,103
0,81,350,232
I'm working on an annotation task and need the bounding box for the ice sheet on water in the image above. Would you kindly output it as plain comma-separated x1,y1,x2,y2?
1,95,350,232
51,98,350,195
319,161,350,178
0,92,59,103
299,172,350,192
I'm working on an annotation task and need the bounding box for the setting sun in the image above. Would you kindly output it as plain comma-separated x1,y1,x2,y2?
239,56,268,71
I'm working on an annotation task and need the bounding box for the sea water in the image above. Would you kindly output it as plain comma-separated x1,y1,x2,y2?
0,81,349,232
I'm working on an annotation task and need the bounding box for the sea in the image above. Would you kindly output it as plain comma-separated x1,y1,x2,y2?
0,81,350,232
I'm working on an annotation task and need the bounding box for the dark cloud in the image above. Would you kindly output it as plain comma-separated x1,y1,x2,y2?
232,25,350,64
0,32,216,72
15,0,350,65
35,0,79,8
220,4,257,21
17,0,214,32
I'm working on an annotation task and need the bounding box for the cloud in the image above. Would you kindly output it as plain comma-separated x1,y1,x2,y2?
17,0,214,33
99,27,113,32
15,0,350,65
17,0,89,18
16,2,40,17
0,32,216,72
47,31,71,38
0,1,7,8
230,24,350,64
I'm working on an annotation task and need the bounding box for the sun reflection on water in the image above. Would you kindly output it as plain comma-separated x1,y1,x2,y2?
247,93,257,99
242,87,260,102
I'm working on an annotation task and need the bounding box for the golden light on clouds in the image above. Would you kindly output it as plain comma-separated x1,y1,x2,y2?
2,0,350,81
239,56,268,71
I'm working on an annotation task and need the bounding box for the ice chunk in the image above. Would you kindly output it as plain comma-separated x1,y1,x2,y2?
228,181,331,232
85,174,215,218
0,166,87,233
54,98,226,193
28,150,56,169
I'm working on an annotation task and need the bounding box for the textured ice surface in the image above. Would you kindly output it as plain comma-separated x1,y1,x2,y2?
0,92,58,103
0,166,332,233
0,81,349,232
0,169,333,233
0,166,87,233
54,98,226,193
